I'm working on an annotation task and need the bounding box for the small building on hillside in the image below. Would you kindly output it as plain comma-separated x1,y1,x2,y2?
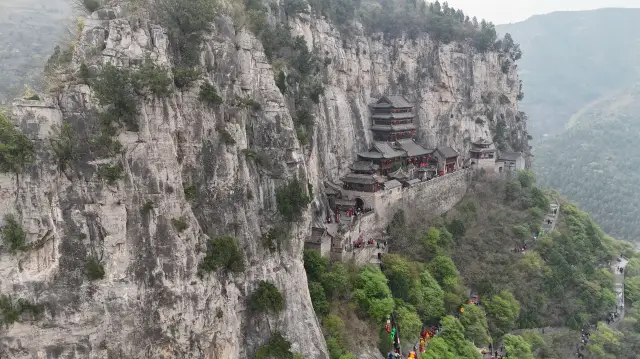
497,151,525,174
469,139,497,171
305,227,334,257
435,146,460,174
369,96,417,141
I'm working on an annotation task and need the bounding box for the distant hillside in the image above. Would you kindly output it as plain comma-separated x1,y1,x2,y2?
535,86,640,241
498,8,640,242
0,0,71,104
497,8,640,138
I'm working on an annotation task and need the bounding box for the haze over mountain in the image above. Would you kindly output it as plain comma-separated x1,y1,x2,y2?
498,8,640,242
0,0,71,104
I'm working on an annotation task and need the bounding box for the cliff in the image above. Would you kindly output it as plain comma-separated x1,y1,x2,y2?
0,2,526,358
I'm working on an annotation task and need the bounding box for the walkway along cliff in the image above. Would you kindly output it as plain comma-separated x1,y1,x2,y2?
0,2,529,358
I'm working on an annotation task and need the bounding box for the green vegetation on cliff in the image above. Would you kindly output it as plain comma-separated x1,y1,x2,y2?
305,172,630,357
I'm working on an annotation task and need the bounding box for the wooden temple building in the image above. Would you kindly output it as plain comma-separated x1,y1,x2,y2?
340,95,459,193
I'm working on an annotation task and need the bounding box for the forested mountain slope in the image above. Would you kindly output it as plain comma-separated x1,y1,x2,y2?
498,8,640,242
535,85,640,241
0,0,71,103
497,8,640,138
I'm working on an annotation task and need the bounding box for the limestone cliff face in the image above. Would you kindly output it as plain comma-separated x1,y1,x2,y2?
294,15,525,185
0,4,525,359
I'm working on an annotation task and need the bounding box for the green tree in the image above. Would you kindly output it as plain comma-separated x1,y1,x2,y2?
587,322,622,359
517,170,536,188
303,250,327,283
381,254,414,301
276,178,311,222
0,113,34,174
199,236,245,273
2,214,27,251
505,180,522,201
49,123,80,167
160,0,217,36
485,290,521,336
429,255,459,291
353,266,394,322
321,262,351,299
460,304,490,345
248,281,285,313
421,337,456,359
308,281,329,316
439,315,483,359
625,276,640,306
503,334,535,359
396,303,422,345
409,270,445,323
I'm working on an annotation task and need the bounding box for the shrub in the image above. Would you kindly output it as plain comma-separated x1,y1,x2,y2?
86,257,105,280
141,200,154,213
262,228,284,253
133,60,172,96
237,97,262,111
255,332,294,359
2,214,27,252
276,179,311,222
173,66,200,88
308,281,329,316
97,163,124,185
199,83,223,105
79,63,91,83
0,295,42,327
199,236,245,273
24,94,41,101
303,250,327,283
92,64,138,130
249,281,285,313
171,217,188,232
215,123,235,145
353,265,394,322
50,123,80,167
183,184,197,201
160,0,216,37
82,0,101,12
0,114,34,174
275,71,287,93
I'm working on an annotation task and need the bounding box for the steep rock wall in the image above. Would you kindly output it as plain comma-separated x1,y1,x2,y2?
0,4,526,359
292,15,525,185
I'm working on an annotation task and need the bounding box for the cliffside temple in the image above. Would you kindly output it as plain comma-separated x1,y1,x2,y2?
308,95,527,265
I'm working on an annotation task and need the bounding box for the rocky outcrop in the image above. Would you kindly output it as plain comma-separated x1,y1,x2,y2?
0,4,526,359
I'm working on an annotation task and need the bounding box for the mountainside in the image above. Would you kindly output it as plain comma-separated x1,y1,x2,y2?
497,8,640,138
0,0,527,358
498,8,640,242
0,0,71,104
535,85,640,241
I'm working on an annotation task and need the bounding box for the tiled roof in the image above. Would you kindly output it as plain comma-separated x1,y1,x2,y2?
372,112,415,120
371,95,413,109
498,151,522,162
358,151,383,159
473,138,493,145
437,146,459,158
384,180,402,190
386,96,412,108
349,161,380,172
371,123,416,132
341,173,378,185
397,139,432,156
372,141,406,158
